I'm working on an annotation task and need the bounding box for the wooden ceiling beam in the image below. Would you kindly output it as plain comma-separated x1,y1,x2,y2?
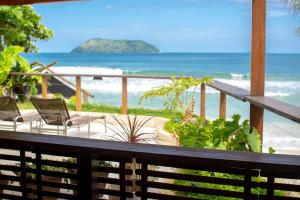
0,0,79,5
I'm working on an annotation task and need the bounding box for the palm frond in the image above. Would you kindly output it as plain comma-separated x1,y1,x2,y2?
283,0,300,14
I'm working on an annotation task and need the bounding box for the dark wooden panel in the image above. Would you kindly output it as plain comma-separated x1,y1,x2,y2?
0,130,299,199
0,131,299,174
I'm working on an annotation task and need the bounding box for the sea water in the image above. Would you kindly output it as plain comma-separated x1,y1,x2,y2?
24,53,300,141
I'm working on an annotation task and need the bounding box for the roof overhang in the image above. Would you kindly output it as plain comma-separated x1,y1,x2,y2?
0,0,79,5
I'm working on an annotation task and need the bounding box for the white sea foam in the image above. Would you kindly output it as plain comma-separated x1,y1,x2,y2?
51,66,123,75
230,73,247,80
50,66,300,97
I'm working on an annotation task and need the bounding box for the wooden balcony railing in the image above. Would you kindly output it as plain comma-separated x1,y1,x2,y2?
0,130,299,199
9,72,300,135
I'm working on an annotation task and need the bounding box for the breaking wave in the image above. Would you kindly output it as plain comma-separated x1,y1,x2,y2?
50,66,300,97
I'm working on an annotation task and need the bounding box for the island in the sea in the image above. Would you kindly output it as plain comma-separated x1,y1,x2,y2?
71,38,160,53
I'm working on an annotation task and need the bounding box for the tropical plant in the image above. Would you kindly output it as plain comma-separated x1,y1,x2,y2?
283,0,300,33
108,115,154,143
165,114,261,152
0,6,53,52
0,46,52,101
140,76,213,123
284,0,300,14
164,115,277,199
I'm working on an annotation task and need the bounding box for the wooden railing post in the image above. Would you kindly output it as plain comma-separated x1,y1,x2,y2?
76,76,82,112
219,92,226,119
122,77,128,114
83,92,88,104
250,0,266,137
77,153,98,200
42,76,48,98
200,84,206,118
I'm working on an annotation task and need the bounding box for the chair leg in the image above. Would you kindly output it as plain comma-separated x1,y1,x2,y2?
38,120,42,134
30,121,33,132
88,122,91,138
13,121,17,132
104,119,107,133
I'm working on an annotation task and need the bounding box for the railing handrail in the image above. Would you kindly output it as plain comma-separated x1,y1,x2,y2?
9,71,300,125
0,130,299,173
9,72,173,79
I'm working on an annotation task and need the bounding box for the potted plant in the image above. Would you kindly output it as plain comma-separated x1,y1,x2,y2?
0,46,55,101
108,115,154,193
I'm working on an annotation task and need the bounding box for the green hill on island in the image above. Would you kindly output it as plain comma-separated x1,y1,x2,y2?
71,38,160,53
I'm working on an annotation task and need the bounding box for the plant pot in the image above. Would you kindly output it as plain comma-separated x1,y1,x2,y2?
12,85,31,102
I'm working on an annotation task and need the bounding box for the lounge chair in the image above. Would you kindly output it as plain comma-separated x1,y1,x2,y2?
0,96,41,131
30,97,107,136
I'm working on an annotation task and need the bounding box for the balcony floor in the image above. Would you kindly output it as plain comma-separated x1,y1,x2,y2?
0,110,299,155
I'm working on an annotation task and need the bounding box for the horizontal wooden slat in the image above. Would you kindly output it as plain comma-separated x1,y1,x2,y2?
0,164,21,172
0,154,21,161
137,170,245,187
41,170,77,179
97,166,132,175
0,193,22,200
0,183,22,192
97,177,132,186
0,174,21,182
245,96,300,124
97,188,133,198
208,80,249,101
146,181,245,198
252,181,300,192
41,159,77,168
41,190,76,199
137,160,257,175
135,191,203,200
42,180,77,190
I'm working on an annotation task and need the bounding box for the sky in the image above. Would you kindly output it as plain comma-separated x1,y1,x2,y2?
33,0,300,53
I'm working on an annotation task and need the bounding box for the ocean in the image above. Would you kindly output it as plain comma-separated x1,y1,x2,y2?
23,53,300,141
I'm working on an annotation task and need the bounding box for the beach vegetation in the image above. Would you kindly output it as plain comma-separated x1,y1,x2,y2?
163,115,283,199
17,100,181,119
140,76,213,123
165,114,261,152
0,46,51,101
0,5,53,52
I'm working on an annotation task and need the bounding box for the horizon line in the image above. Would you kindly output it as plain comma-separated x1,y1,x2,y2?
30,51,300,54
